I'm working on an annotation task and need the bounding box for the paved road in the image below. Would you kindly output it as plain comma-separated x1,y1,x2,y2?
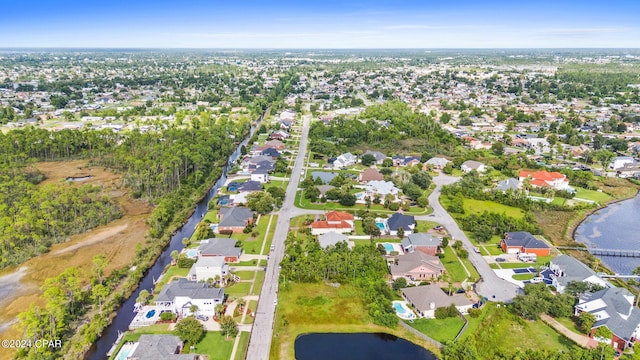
416,174,520,303
245,115,311,360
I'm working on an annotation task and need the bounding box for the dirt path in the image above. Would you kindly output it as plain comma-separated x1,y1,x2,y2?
540,314,598,348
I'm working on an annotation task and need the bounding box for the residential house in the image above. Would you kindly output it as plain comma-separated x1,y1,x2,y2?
268,130,290,140
359,168,384,183
392,155,421,167
616,163,640,178
387,213,416,236
333,152,357,168
495,178,520,192
549,255,609,294
362,150,387,165
128,334,198,360
575,287,640,351
609,156,636,170
265,139,285,151
317,185,335,196
198,238,242,263
401,233,442,256
401,284,473,318
317,231,351,249
155,279,225,317
500,231,551,256
389,252,446,282
230,192,250,206
237,180,263,192
518,170,571,191
363,180,400,200
311,171,338,185
216,207,254,234
250,168,270,183
310,211,355,235
260,147,281,159
187,256,229,283
460,160,486,173
424,157,451,170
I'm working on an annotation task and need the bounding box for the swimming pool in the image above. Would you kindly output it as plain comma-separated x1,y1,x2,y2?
383,243,394,253
186,249,198,258
392,301,415,320
145,309,156,319
376,222,386,231
393,302,406,314
116,343,138,360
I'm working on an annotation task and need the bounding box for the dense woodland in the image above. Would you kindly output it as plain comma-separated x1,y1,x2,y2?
309,100,459,156
280,230,398,327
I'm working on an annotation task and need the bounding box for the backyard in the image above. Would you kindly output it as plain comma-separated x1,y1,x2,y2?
405,317,465,343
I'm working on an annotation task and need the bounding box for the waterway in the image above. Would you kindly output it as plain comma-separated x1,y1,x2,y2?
574,194,640,275
87,121,259,359
294,333,437,360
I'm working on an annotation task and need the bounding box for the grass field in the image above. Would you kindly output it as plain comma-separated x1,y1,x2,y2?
295,190,430,214
573,187,613,203
441,246,469,282
463,199,524,218
512,273,534,281
252,270,265,295
270,283,441,359
554,317,584,336
405,317,465,342
225,281,252,297
233,332,251,360
152,266,189,298
193,332,236,360
234,271,256,281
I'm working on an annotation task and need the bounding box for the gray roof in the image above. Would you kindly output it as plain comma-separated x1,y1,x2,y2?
503,232,549,250
156,279,225,302
311,171,338,184
401,233,442,251
580,287,640,342
387,213,415,231
550,255,599,288
192,255,226,268
389,252,445,277
198,238,242,258
318,231,349,248
253,167,269,175
219,207,254,227
425,157,450,166
461,160,484,169
496,178,520,192
363,150,387,162
237,180,263,191
401,284,472,313
317,185,335,195
131,334,196,360
248,155,274,165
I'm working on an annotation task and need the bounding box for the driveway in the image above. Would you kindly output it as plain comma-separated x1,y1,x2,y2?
416,174,520,303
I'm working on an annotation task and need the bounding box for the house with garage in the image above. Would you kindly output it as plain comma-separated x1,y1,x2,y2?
237,180,263,192
250,168,270,183
392,155,421,167
260,147,281,159
389,252,445,282
187,256,229,283
500,231,551,256
401,284,473,318
495,178,520,192
549,255,609,294
359,168,384,183
155,278,225,317
333,152,357,169
216,207,254,234
362,150,387,165
401,233,442,256
461,160,486,173
127,334,199,360
518,170,571,191
575,287,640,351
198,238,242,263
363,180,400,200
424,157,451,170
310,211,355,235
387,212,416,236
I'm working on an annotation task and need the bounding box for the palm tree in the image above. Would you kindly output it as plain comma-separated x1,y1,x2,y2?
189,304,199,316
215,303,225,320
237,298,246,312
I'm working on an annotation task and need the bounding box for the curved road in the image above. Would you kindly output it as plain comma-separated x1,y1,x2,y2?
416,174,520,303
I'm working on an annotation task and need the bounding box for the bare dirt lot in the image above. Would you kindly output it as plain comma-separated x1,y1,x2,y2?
0,161,154,357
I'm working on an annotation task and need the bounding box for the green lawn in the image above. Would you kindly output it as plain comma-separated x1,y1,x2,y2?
469,303,575,357
233,332,251,360
512,273,534,281
554,317,584,336
203,209,219,223
405,317,465,342
193,332,236,360
263,215,278,254
234,271,256,281
235,259,260,266
574,187,613,203
243,300,257,324
483,244,504,256
225,282,252,297
252,270,265,295
295,190,429,214
232,214,271,243
441,247,469,282
551,197,567,206
460,257,480,281
415,220,440,232
152,266,190,297
463,199,524,218
495,255,553,269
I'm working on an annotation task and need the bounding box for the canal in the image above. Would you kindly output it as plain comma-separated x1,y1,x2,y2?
87,121,259,359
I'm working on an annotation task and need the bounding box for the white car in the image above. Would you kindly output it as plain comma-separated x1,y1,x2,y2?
274,299,278,306
530,277,544,283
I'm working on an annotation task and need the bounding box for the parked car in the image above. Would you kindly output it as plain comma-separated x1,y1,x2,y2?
530,277,544,283
196,315,209,322
433,225,445,231
495,257,506,262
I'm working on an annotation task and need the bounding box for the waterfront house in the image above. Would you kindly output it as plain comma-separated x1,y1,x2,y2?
549,255,609,294
155,279,225,317
187,256,229,283
500,231,551,256
401,285,473,318
216,207,254,234
198,238,242,263
127,334,199,360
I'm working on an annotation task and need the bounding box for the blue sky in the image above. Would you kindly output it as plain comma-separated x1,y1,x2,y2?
1,0,639,48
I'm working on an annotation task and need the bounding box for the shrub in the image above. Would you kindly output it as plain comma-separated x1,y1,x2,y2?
160,312,176,321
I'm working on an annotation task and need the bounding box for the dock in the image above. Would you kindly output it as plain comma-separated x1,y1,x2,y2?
106,331,124,357
556,246,640,258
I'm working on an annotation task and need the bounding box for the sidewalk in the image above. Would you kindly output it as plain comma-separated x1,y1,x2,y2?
540,314,598,348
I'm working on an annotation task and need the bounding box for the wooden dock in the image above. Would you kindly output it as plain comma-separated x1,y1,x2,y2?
556,246,640,258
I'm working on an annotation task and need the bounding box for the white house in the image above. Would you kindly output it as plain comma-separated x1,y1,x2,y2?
155,279,225,317
460,160,486,173
250,168,270,183
187,256,229,283
363,180,400,199
333,153,357,168
609,156,636,170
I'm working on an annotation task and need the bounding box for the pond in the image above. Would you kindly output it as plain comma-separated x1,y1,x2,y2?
294,333,437,360
574,194,640,274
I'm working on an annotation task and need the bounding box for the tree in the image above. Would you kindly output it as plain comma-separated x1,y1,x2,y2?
382,158,394,168
361,154,376,166
338,193,356,206
397,226,405,239
215,303,225,319
91,284,109,311
189,304,199,316
392,277,407,290
246,191,276,214
491,142,504,156
411,171,432,190
92,254,108,285
578,311,596,334
136,289,150,305
237,298,246,312
174,316,205,346
594,149,614,170
220,315,239,339
304,186,320,202
193,221,214,240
